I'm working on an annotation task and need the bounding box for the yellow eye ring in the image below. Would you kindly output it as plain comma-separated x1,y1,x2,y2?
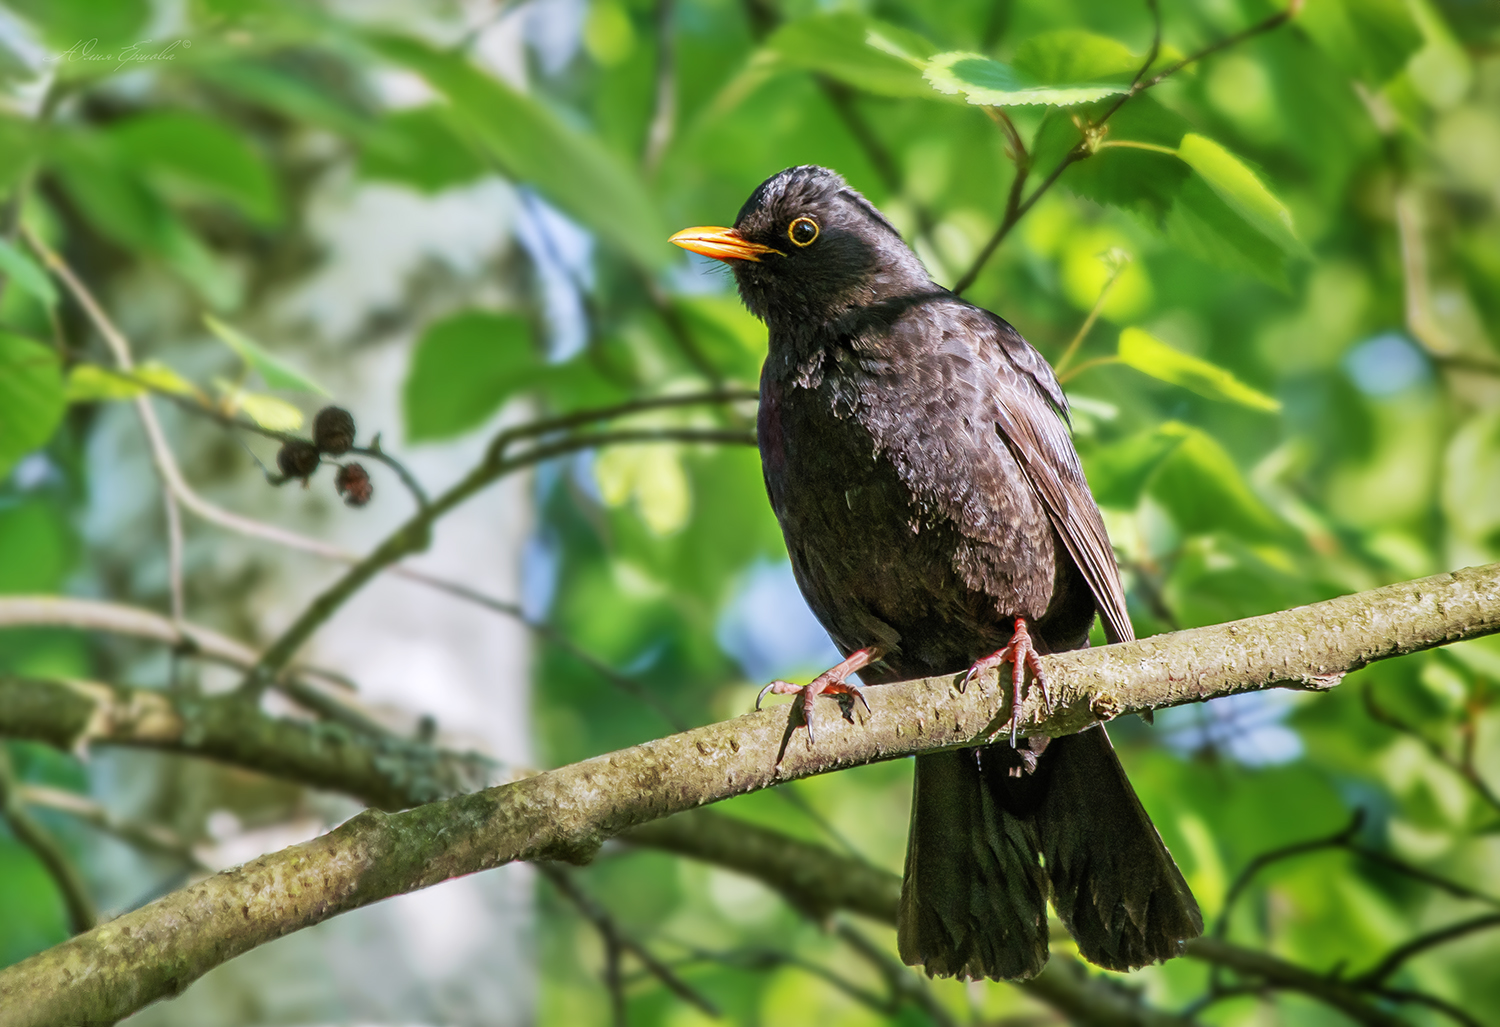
788,217,820,247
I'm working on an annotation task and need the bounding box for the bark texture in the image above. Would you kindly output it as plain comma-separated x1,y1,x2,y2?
0,563,1495,1026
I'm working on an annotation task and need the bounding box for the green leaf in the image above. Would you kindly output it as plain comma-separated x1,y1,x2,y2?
47,132,240,308
109,111,282,225
359,106,488,194
1175,134,1303,256
1165,172,1294,286
369,34,670,270
924,47,1130,107
1052,96,1191,220
1012,30,1140,85
197,61,376,140
0,238,57,307
5,0,150,51
403,311,539,442
1118,328,1281,411
0,117,36,198
1298,0,1423,85
205,315,329,395
0,333,65,481
1085,425,1187,509
763,13,937,98
1149,425,1285,540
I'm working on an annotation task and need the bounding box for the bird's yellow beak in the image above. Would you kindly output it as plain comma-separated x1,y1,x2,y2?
669,226,782,263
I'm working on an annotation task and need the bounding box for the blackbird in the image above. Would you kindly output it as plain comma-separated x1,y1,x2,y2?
670,165,1201,981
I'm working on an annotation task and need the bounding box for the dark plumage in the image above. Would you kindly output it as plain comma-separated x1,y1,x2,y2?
671,165,1202,980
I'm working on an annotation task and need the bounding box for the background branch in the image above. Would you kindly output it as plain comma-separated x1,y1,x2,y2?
1,564,1495,1025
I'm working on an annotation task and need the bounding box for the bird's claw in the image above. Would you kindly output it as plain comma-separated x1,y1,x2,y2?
966,619,1049,748
752,648,881,746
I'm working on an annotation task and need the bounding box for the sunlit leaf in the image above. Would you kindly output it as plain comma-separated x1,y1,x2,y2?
235,391,305,432
66,361,199,403
763,13,937,98
403,310,539,442
595,445,692,536
205,315,329,395
1118,327,1281,411
369,34,670,270
0,332,65,481
0,238,56,307
1052,96,1191,219
924,49,1129,107
1012,30,1139,85
1176,134,1303,256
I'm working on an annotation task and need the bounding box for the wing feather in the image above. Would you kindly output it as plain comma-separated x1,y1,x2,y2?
985,319,1135,645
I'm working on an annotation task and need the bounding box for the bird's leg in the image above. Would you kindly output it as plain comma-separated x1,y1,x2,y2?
964,618,1048,747
756,646,883,744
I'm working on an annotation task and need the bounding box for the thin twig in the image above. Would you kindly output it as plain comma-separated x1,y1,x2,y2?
1363,683,1500,814
953,0,1297,293
1354,913,1500,987
349,436,429,508
396,571,690,731
834,922,960,1027
1055,354,1120,384
1053,261,1126,375
1370,987,1486,1027
243,426,757,689
0,595,354,693
0,748,97,934
1216,810,1366,939
540,864,720,1019
18,785,206,871
162,490,185,622
643,0,677,173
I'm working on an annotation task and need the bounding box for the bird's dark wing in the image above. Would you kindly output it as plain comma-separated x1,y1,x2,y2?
983,315,1135,645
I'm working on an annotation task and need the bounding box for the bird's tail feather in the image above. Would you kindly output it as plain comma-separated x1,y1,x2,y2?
898,727,1202,981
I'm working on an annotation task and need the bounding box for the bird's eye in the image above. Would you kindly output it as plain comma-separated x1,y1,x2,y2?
788,217,820,247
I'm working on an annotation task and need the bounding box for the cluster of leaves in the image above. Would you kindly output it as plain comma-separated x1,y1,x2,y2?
1,0,1499,1024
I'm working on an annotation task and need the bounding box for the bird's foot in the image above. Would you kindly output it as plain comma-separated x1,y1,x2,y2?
756,646,882,745
964,618,1048,748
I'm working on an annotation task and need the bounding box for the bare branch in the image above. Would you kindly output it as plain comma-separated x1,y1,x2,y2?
0,748,96,935
0,676,493,811
1182,939,1405,1027
1,564,1496,1025
642,0,677,173
17,785,204,870
1215,810,1365,939
1363,682,1500,815
541,864,720,1018
243,425,757,689
953,0,1298,293
1354,914,1500,988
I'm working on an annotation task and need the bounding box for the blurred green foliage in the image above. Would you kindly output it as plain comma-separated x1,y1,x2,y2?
2,0,1500,1023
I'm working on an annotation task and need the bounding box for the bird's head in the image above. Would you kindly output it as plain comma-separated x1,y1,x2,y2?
670,166,931,326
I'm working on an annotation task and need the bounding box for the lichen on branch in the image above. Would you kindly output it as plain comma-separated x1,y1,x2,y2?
0,563,1496,1027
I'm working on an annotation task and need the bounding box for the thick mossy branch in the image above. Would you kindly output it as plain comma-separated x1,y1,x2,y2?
0,564,1496,1027
0,678,490,810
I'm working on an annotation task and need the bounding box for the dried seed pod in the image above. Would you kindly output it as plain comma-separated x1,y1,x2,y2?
276,439,320,480
313,406,356,455
335,462,373,507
